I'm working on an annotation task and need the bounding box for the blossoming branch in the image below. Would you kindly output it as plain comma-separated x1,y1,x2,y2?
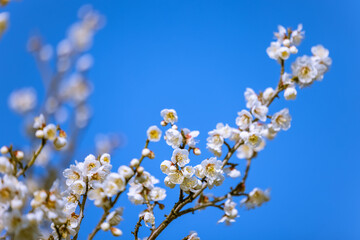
0,6,331,240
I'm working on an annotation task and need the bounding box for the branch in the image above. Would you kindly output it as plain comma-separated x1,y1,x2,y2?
87,139,150,240
72,177,89,240
16,138,47,178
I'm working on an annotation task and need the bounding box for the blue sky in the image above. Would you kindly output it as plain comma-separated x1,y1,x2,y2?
1,0,360,239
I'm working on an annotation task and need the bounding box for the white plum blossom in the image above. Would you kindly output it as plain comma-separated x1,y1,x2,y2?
291,56,318,85
241,188,270,209
147,125,162,142
182,128,200,148
171,148,190,167
0,156,13,174
160,109,178,124
290,24,305,46
165,128,183,149
218,196,239,225
224,167,241,178
271,108,292,131
236,144,254,159
266,41,281,60
244,88,258,108
251,102,268,122
149,187,166,201
200,158,223,184
8,88,37,114
236,110,253,130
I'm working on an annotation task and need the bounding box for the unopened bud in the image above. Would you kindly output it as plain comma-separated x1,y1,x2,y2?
15,151,24,160
148,151,155,159
101,222,110,231
110,227,123,236
289,45,298,54
54,137,67,150
171,124,178,130
169,165,177,172
160,120,167,126
0,146,8,154
35,130,44,138
137,166,144,174
283,39,290,47
141,148,150,157
193,148,201,155
130,158,140,168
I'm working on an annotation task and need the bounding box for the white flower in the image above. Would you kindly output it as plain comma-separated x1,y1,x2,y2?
271,108,291,131
236,144,254,159
251,102,268,122
43,124,57,141
8,88,37,114
187,232,200,240
194,164,205,178
280,81,295,96
0,156,13,174
240,131,263,148
241,188,270,209
149,187,166,201
165,129,183,149
206,130,224,157
70,180,86,195
160,160,173,174
82,154,100,176
274,25,287,43
311,45,332,66
106,173,126,192
33,114,45,129
168,170,184,185
182,166,195,178
201,157,223,181
63,164,83,186
160,109,178,124
164,176,176,188
171,148,190,167
290,24,304,46
244,88,259,108
236,110,252,130
277,46,290,60
147,126,162,142
291,56,318,85
218,196,239,225
100,153,111,165
215,123,232,139
88,186,107,207
263,87,275,102
118,165,134,179
141,211,155,227
180,176,198,192
183,128,199,147
224,167,241,178
281,72,293,85
266,41,281,60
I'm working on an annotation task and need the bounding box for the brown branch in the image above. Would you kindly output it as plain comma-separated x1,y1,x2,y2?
88,139,150,240
72,177,89,240
16,138,47,178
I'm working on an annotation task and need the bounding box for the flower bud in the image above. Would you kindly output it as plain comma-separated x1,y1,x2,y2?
193,148,201,155
283,39,290,47
101,222,110,231
141,148,150,157
169,165,177,172
0,146,8,154
54,137,67,150
137,166,144,174
160,120,167,126
171,124,178,130
110,227,123,236
148,151,155,159
284,86,297,100
35,130,44,138
289,45,298,54
130,158,139,168
15,151,24,160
